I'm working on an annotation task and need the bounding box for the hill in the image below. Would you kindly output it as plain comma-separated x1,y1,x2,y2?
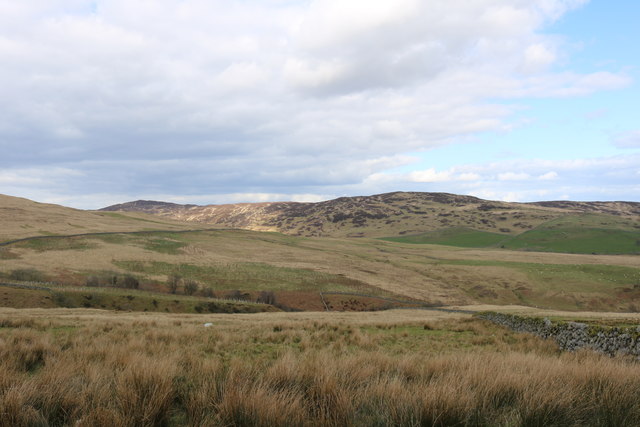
0,194,210,241
101,192,640,254
100,192,553,237
2,192,639,313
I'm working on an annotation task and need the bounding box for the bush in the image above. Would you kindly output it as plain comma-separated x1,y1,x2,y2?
227,290,249,301
167,274,181,294
86,276,100,287
184,279,199,296
256,291,276,305
9,268,45,282
122,275,140,290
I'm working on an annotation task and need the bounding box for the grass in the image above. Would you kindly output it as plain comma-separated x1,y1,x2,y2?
50,286,276,314
0,248,20,260
380,227,509,247
3,226,639,312
113,260,383,294
438,259,640,290
379,215,640,255
97,211,177,224
0,281,278,314
7,233,189,255
1,309,639,426
140,234,188,254
13,237,97,252
502,227,640,254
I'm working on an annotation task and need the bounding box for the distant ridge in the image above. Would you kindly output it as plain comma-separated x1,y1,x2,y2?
100,191,640,238
528,200,640,216
103,200,198,214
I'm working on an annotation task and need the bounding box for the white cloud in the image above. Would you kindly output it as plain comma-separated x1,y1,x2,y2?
613,130,640,148
538,171,558,180
407,167,482,183
521,43,556,73
0,0,635,207
498,172,531,181
409,169,452,183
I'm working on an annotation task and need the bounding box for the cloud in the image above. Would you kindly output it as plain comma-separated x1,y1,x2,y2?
538,171,558,180
498,172,531,181
0,0,634,207
409,168,483,183
365,154,640,203
613,130,640,148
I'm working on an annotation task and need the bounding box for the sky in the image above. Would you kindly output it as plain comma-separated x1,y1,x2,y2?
0,0,639,209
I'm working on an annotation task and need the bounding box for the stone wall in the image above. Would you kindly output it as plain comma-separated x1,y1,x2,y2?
477,312,640,357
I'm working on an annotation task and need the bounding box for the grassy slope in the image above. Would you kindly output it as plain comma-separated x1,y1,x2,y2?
502,214,640,254
1,228,639,312
0,194,208,241
380,227,508,247
379,213,640,255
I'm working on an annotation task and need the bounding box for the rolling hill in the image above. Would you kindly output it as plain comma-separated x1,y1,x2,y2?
101,192,640,254
0,194,211,241
1,192,639,313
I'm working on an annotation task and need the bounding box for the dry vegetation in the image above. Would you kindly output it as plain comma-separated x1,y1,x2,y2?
2,227,639,311
0,194,208,242
1,308,640,426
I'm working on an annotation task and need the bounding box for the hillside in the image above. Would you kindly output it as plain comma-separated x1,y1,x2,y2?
101,191,640,240
0,194,204,241
1,192,639,312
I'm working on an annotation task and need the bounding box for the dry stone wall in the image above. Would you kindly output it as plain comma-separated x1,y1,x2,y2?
478,312,640,358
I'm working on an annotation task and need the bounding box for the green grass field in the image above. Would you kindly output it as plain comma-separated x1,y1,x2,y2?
380,214,640,255
380,227,508,247
501,215,640,254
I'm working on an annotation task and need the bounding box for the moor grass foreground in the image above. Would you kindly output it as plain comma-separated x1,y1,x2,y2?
1,308,640,426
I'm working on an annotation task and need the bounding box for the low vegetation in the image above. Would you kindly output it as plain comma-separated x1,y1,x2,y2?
113,260,383,295
1,309,639,426
381,214,640,255
380,227,508,247
2,224,639,311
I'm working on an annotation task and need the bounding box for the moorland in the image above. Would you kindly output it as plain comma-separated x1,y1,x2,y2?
1,191,639,425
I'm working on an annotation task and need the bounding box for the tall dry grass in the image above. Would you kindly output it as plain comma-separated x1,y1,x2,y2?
0,313,639,426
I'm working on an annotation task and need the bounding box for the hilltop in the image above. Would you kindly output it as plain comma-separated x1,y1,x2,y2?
101,191,640,240
0,193,205,241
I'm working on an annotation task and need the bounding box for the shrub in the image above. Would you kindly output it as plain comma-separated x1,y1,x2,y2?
122,275,140,290
227,290,249,301
184,279,199,296
9,268,45,282
86,276,100,287
201,287,215,298
257,291,277,305
167,274,181,294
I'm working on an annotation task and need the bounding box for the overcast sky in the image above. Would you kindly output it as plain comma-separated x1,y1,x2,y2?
1,0,638,209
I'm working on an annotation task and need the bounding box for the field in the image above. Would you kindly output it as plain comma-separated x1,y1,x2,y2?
2,308,640,426
1,226,639,312
1,194,640,425
381,214,640,255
